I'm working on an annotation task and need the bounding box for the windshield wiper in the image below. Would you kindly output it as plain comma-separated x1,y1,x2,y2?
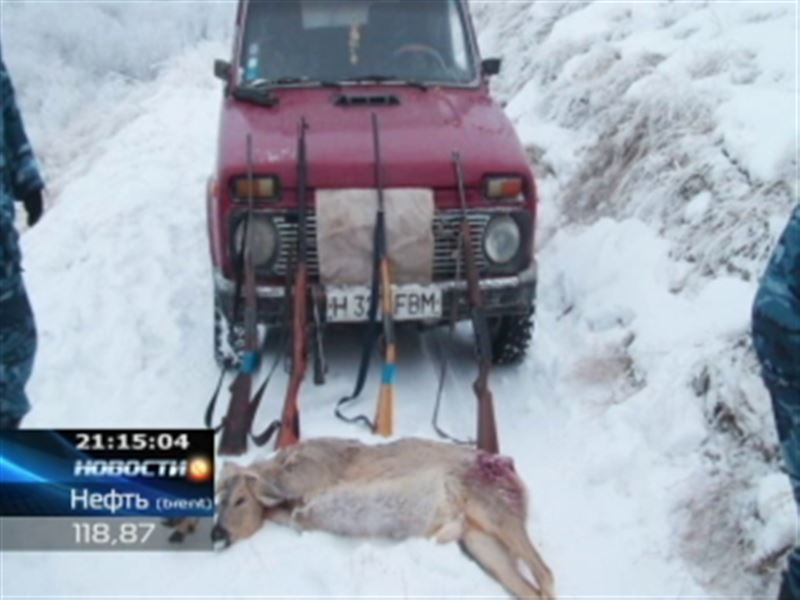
271,76,342,89
341,75,428,91
232,82,279,107
232,77,343,107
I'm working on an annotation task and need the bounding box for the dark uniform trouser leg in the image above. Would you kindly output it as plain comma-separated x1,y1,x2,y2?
0,281,36,427
766,378,800,598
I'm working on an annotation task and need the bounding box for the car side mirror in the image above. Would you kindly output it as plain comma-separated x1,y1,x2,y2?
481,58,502,77
214,59,232,82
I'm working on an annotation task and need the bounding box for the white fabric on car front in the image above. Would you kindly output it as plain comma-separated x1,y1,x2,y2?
315,188,434,285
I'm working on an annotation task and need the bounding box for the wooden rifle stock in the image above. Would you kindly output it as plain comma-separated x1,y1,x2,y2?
375,256,395,436
275,119,310,449
276,262,306,448
453,153,500,454
219,135,260,456
471,306,499,455
372,113,395,437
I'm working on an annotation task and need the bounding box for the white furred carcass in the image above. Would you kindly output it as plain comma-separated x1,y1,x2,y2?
206,437,555,599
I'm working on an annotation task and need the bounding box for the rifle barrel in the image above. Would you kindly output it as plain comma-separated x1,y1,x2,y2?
297,118,309,260
372,113,385,213
276,120,310,449
452,152,500,454
219,134,260,456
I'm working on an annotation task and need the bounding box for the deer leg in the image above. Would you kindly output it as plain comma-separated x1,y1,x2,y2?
430,515,464,544
464,499,555,599
263,504,293,525
498,526,555,600
167,517,199,544
460,526,542,600
258,504,299,533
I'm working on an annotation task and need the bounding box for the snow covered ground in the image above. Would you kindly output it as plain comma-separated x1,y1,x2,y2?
474,3,798,595
1,1,798,598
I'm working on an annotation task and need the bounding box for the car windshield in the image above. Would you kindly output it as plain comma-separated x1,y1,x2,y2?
239,0,477,86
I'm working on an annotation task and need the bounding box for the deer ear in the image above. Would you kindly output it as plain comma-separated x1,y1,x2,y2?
216,461,242,491
280,449,309,473
219,461,241,477
248,469,289,507
239,467,260,481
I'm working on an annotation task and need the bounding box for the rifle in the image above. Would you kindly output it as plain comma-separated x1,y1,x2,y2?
218,135,261,456
372,113,395,437
453,152,499,454
331,114,394,435
274,118,310,449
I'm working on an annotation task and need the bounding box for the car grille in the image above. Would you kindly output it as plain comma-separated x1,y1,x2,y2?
270,211,491,281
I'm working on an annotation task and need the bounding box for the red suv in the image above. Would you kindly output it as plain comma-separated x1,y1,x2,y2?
208,0,537,368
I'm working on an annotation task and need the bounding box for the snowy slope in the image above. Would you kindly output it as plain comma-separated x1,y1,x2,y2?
1,2,233,201
2,2,798,598
472,2,798,596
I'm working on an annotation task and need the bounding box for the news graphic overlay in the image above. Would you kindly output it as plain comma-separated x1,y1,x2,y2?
0,430,214,551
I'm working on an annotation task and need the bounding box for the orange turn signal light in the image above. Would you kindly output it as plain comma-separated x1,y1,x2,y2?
485,176,524,201
232,176,279,201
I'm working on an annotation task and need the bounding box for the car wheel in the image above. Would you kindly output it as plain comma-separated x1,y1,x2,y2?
488,310,534,366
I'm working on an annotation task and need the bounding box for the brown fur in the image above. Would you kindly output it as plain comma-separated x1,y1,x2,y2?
172,438,554,599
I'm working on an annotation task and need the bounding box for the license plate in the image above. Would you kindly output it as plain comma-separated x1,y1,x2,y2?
326,285,442,323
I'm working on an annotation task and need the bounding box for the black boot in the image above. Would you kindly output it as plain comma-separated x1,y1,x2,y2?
780,572,797,600
0,415,23,430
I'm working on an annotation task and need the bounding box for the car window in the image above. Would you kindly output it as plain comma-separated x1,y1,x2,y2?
239,0,477,85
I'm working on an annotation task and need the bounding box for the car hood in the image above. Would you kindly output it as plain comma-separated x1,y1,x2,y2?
216,85,532,191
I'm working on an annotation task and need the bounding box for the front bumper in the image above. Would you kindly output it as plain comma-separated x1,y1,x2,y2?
213,261,537,326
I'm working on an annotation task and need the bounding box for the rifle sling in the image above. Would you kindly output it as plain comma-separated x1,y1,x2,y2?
247,327,288,444
250,419,282,447
334,213,383,430
247,150,299,445
204,367,227,433
431,227,472,445
205,206,251,433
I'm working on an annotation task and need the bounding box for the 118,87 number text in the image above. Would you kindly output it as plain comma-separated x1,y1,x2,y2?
72,521,156,545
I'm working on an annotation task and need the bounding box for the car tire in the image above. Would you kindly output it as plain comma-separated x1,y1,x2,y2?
489,310,534,366
213,296,245,370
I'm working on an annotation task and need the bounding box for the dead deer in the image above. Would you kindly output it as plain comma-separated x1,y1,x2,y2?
192,437,555,599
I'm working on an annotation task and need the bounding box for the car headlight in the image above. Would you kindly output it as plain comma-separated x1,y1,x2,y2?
233,214,279,268
483,215,521,265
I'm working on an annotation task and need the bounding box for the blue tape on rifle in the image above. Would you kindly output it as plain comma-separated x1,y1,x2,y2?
241,352,259,375
381,363,396,385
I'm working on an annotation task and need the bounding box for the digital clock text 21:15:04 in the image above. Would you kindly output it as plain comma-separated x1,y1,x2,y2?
75,432,190,451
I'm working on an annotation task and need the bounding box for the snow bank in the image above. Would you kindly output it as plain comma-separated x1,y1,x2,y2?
20,42,228,428
476,1,796,281
474,1,798,595
1,2,234,194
